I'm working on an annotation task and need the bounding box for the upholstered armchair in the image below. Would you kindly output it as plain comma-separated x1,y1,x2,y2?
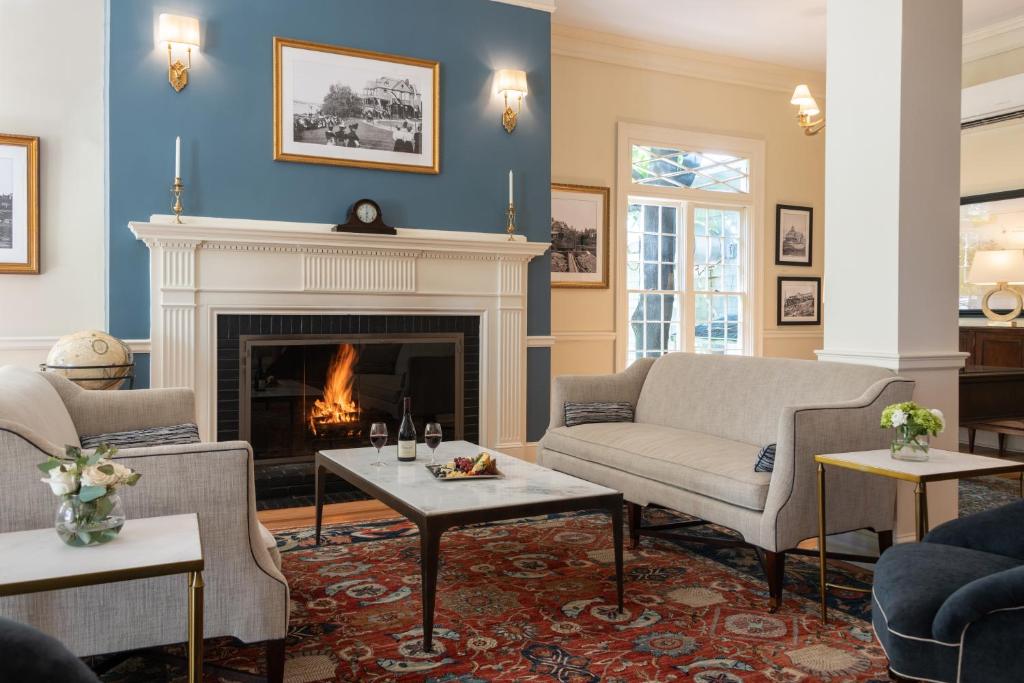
0,366,288,682
874,500,1024,682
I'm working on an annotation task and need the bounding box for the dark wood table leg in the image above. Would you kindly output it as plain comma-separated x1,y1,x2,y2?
968,427,976,453
611,499,624,611
419,521,442,652
314,461,326,546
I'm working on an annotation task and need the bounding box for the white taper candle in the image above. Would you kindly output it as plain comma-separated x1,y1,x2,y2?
175,136,181,179
508,170,513,206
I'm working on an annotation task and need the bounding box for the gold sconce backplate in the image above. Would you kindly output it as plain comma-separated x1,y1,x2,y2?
502,105,517,134
169,59,189,92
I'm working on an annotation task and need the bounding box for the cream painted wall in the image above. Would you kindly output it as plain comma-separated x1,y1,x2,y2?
962,45,1024,87
551,53,825,378
0,0,107,367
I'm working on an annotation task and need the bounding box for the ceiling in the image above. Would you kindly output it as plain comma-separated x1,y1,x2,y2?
551,0,1024,71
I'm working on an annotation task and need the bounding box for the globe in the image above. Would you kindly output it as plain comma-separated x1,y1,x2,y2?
45,331,134,390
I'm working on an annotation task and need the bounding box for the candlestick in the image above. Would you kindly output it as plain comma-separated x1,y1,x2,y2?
505,203,516,241
508,170,513,206
172,177,184,224
175,136,181,179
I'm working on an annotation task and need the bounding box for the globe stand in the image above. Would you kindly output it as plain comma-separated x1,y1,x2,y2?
40,363,136,390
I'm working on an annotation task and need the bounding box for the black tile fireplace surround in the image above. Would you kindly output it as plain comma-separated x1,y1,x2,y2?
216,314,480,506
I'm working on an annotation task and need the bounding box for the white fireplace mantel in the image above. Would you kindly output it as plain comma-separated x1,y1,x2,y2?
129,214,549,454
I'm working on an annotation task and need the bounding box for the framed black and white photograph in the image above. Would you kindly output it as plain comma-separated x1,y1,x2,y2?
775,204,813,266
0,134,39,274
274,37,439,174
551,183,609,288
777,276,821,325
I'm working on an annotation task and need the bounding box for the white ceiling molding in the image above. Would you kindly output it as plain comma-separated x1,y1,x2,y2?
963,13,1024,63
490,0,556,13
552,24,825,95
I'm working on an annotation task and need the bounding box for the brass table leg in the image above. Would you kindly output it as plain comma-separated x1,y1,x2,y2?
816,462,828,623
188,571,204,683
914,482,929,542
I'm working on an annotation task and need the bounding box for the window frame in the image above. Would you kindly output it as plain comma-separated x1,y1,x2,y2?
616,122,765,370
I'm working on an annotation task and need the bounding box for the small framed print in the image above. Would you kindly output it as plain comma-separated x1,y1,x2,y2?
551,183,610,288
777,276,821,325
775,204,813,266
0,134,39,274
274,37,439,174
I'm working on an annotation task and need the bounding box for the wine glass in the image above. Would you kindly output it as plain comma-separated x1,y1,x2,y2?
369,422,388,467
425,422,443,465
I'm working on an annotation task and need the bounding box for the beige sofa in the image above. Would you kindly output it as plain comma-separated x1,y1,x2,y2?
538,352,914,610
0,366,288,680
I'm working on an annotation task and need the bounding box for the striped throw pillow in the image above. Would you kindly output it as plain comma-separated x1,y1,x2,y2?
564,402,634,427
80,423,201,450
754,443,776,473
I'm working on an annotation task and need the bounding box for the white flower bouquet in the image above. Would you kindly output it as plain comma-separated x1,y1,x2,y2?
38,444,141,546
880,401,944,461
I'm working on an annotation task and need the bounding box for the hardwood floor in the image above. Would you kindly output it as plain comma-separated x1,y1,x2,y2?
258,499,395,532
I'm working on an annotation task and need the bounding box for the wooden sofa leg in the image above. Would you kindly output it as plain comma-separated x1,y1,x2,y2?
626,502,641,549
266,638,286,683
758,549,786,612
878,529,893,554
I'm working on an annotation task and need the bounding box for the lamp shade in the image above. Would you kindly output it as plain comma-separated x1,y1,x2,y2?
967,249,1024,285
159,14,200,48
799,97,820,117
791,84,815,106
496,69,528,97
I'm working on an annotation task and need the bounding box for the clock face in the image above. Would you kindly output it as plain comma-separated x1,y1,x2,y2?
356,201,379,224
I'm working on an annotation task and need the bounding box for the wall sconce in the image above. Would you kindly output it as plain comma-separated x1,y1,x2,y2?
791,84,825,136
496,69,528,133
158,13,200,92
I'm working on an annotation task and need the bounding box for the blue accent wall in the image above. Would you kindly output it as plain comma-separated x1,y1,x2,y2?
108,0,551,425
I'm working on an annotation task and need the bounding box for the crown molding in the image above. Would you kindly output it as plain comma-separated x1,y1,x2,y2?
490,0,556,13
551,24,825,95
963,14,1024,63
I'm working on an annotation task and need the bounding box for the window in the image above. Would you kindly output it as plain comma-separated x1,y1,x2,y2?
618,125,763,367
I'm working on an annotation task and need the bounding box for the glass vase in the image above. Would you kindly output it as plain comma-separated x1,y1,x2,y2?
55,492,125,547
891,428,930,462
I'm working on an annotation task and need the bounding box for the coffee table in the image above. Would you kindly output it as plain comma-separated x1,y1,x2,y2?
314,441,624,651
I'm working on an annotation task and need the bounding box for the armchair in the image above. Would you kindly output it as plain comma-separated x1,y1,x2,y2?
0,366,288,681
873,500,1024,683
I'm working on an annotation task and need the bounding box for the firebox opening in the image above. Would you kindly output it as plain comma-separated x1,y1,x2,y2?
240,334,464,465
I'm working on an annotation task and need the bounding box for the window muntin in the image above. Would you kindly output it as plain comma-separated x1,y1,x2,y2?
631,145,750,194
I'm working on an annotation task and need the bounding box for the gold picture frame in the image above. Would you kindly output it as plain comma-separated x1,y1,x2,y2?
551,183,610,289
273,37,440,174
0,133,39,275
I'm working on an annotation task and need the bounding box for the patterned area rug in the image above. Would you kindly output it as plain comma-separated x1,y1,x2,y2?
959,475,1020,517
101,511,886,682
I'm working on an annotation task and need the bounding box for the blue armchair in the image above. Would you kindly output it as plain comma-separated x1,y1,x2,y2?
872,500,1024,683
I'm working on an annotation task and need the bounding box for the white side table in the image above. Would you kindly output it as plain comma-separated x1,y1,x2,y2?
814,449,1024,622
0,514,205,682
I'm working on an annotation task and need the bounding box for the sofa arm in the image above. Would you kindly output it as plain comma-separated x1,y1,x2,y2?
547,358,655,430
758,376,915,552
932,565,1024,644
924,499,1024,561
41,372,195,436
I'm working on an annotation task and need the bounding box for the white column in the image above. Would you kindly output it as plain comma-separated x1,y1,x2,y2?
818,0,966,540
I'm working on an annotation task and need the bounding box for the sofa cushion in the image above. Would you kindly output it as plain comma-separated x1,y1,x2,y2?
634,353,894,446
259,523,282,571
80,423,200,450
564,401,634,427
754,443,776,473
0,366,81,449
541,422,771,510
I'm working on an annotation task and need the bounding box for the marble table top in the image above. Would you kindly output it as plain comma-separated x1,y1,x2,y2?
816,449,1024,483
0,514,203,596
318,440,619,517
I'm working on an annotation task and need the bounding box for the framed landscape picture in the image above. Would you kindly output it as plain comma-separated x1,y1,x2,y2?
775,204,813,266
551,183,610,288
274,37,439,174
0,134,39,274
777,276,821,325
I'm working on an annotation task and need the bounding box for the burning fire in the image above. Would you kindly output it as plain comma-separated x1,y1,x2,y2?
309,344,360,434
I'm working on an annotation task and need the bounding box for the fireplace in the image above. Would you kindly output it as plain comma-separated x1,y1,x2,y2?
240,334,464,463
215,314,480,503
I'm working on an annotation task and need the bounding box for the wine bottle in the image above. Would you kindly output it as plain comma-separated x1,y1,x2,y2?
397,396,417,461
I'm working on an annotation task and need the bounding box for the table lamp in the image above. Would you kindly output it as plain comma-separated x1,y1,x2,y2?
967,249,1024,325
